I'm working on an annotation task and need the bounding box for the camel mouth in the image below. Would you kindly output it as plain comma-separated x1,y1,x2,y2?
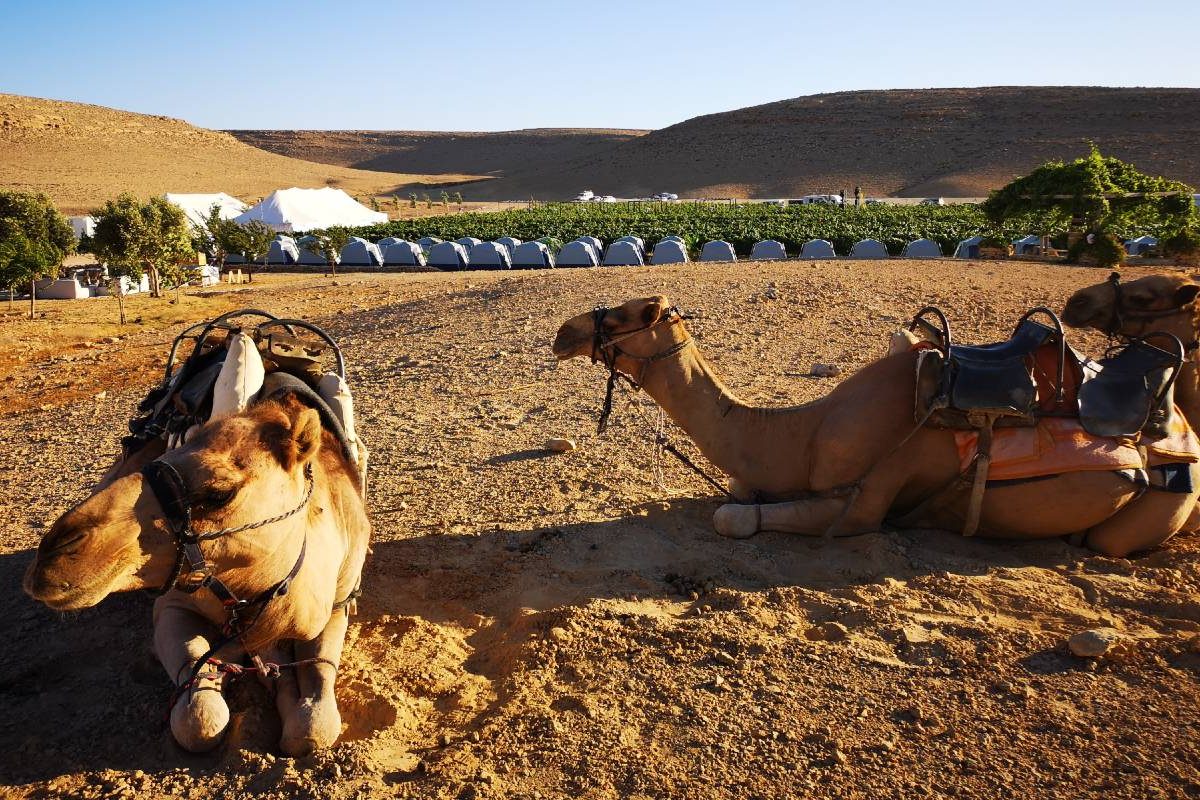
23,557,124,611
551,326,589,360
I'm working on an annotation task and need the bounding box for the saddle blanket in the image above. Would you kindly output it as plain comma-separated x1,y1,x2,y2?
954,412,1200,482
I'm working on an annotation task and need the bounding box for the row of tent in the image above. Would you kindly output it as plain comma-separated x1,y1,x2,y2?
242,232,1170,269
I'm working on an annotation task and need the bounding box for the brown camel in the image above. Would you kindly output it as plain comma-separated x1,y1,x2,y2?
553,296,1199,556
24,392,370,756
1063,272,1200,427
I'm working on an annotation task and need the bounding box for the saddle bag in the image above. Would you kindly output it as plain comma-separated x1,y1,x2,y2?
1078,334,1185,439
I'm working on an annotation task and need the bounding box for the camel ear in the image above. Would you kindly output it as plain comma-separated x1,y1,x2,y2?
1175,283,1200,306
287,407,322,468
641,296,669,326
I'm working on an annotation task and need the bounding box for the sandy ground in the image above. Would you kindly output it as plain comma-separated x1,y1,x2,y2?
2,260,1199,800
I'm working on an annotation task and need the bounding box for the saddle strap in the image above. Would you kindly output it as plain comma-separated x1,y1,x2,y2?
961,418,996,537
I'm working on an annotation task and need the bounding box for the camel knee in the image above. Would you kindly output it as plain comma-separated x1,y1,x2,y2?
713,504,759,539
280,697,341,756
170,685,229,753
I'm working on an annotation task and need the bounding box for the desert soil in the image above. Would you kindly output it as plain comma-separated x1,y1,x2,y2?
2,260,1199,800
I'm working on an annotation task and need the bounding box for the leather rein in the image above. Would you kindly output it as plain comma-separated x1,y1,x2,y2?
1105,271,1199,351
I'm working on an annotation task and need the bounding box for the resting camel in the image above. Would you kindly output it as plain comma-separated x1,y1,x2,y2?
1063,272,1200,428
24,392,370,756
552,296,1200,556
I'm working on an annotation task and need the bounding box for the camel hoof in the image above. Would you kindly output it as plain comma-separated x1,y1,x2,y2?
713,504,759,539
170,688,229,753
281,699,341,756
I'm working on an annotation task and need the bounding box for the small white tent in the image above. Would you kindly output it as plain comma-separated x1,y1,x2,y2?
800,239,836,259
67,215,95,240
902,239,942,258
469,241,513,269
750,240,787,260
417,236,443,250
340,237,384,267
575,236,604,255
660,235,685,244
650,240,689,264
493,237,522,257
558,241,600,267
700,240,737,262
1126,235,1158,255
614,235,646,255
953,235,983,259
382,241,427,267
1013,235,1041,255
165,192,248,231
850,239,888,259
603,241,644,266
234,188,387,233
377,236,403,249
427,241,469,270
455,237,483,252
266,236,300,265
511,241,554,268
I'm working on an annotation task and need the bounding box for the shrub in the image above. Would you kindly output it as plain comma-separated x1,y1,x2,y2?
1068,232,1125,268
1162,228,1200,266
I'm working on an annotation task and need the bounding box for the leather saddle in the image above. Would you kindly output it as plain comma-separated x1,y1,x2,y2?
1078,335,1184,439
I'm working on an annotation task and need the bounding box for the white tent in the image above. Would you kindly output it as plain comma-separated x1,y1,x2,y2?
603,241,644,266
850,239,888,259
558,241,600,267
1012,234,1041,255
614,235,646,254
575,236,604,255
455,237,482,251
750,240,787,260
469,241,513,269
953,235,983,259
494,236,522,257
700,240,737,262
266,236,300,265
417,236,443,250
234,188,387,233
650,240,689,264
511,241,554,268
165,192,248,231
660,235,685,244
902,239,942,258
67,215,95,240
1126,235,1158,255
377,236,403,249
427,241,469,270
800,239,836,259
382,241,427,267
294,235,334,266
341,237,384,267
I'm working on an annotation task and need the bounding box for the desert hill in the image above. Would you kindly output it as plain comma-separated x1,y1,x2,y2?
235,87,1200,200
0,94,484,213
230,129,647,178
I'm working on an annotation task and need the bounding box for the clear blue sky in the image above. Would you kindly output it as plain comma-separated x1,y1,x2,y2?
1,0,1197,131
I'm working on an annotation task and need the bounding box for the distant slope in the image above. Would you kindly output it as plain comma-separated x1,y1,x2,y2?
229,88,1200,200
0,95,485,213
230,129,647,178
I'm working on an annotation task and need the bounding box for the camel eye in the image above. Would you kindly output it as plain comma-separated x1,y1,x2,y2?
196,487,236,509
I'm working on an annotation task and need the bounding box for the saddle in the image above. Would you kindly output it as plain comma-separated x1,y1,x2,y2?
904,306,1185,536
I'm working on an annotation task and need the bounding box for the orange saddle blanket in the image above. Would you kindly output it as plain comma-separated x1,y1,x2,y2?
954,413,1200,481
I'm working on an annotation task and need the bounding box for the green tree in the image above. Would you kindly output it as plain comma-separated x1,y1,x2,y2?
440,191,450,208
90,194,194,300
300,226,352,276
453,191,463,208
0,191,74,319
409,193,417,208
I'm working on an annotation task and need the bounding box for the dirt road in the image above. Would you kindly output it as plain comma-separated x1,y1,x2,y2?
2,260,1198,799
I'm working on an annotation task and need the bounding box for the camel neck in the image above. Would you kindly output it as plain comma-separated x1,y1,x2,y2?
635,346,819,496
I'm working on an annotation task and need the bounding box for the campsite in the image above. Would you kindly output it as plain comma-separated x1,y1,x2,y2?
4,1,1200,798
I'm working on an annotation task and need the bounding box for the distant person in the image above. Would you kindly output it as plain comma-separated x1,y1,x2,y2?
839,189,846,206
854,186,863,207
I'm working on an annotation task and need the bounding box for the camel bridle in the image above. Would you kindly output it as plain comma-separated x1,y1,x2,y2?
1103,271,1199,350
590,304,695,434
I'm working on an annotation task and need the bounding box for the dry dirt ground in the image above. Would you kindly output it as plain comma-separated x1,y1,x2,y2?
2,260,1200,800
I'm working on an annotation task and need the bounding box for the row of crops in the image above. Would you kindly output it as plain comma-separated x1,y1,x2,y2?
344,202,1183,258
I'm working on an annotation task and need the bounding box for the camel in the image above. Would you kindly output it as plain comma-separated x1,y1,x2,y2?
1063,272,1200,428
24,391,370,756
552,296,1200,557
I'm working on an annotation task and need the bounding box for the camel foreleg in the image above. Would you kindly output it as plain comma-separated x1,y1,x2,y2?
713,487,884,539
153,602,243,753
1085,465,1200,557
270,610,350,756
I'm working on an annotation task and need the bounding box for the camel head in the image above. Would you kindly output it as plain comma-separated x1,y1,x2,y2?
552,295,689,377
24,394,324,611
1062,272,1200,344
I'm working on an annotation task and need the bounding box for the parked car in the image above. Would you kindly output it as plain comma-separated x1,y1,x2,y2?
920,197,946,206
573,190,595,202
789,194,843,206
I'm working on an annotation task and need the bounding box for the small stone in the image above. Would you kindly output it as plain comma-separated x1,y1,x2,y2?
549,627,570,643
545,438,576,453
901,625,931,644
819,621,849,641
810,363,841,378
712,650,737,666
832,749,848,765
94,390,107,400
1069,628,1120,658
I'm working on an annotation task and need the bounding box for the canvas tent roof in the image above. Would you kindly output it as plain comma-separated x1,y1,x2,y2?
801,239,836,259
383,241,427,267
953,235,984,258
901,239,942,258
427,241,469,270
511,241,554,268
341,238,383,267
295,235,335,265
558,241,600,267
850,239,888,259
165,192,248,231
650,240,689,265
700,240,737,262
233,188,387,233
469,242,513,270
603,241,644,266
750,240,787,260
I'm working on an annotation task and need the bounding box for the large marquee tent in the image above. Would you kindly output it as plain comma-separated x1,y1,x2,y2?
234,188,387,233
